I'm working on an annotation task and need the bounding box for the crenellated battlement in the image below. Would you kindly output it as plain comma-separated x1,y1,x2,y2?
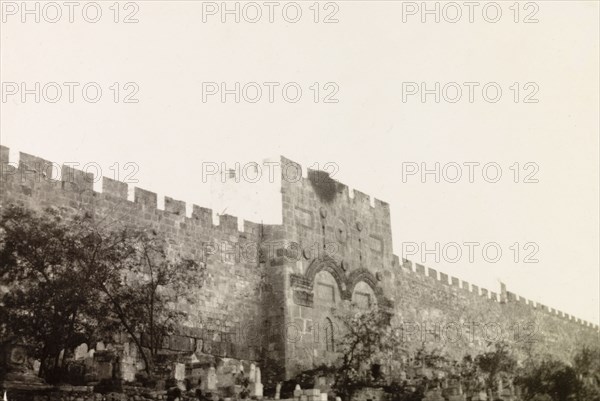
397,256,599,332
0,145,268,238
280,156,390,215
0,145,283,371
2,144,598,372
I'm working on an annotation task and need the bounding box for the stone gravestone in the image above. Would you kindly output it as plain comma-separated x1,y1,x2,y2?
175,363,186,391
121,358,136,382
255,367,261,385
96,342,105,351
32,360,41,375
74,343,88,360
250,367,263,398
303,388,320,401
294,385,303,398
93,352,114,381
83,351,96,383
216,362,235,388
203,366,217,391
248,363,256,383
175,363,186,381
275,382,282,400
0,344,46,387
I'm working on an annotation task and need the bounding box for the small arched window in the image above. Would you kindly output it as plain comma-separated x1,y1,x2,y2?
352,281,377,309
324,318,335,352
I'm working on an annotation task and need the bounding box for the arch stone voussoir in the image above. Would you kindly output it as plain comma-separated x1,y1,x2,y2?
347,268,388,306
305,257,350,300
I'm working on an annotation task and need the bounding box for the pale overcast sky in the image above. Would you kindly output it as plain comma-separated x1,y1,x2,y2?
1,1,598,324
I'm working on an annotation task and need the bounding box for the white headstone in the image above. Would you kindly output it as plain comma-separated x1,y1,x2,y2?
121,361,136,382
74,343,88,360
249,363,256,383
255,367,261,384
251,382,263,398
175,363,186,381
275,382,282,400
294,384,303,398
96,342,105,351
207,366,217,390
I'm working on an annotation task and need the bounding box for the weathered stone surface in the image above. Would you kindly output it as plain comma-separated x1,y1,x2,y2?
0,148,597,387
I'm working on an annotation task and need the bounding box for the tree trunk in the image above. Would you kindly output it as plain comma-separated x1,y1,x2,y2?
99,283,155,379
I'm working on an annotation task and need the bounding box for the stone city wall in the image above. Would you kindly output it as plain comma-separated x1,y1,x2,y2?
0,147,597,384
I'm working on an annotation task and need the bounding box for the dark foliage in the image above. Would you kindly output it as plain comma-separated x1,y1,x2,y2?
0,203,206,383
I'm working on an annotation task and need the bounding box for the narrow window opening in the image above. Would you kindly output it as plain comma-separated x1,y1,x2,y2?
324,318,335,352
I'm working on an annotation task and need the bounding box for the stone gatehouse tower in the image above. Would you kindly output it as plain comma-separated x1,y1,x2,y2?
0,146,598,385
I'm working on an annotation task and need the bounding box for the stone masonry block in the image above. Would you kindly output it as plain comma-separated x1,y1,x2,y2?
165,196,186,215
0,145,9,163
134,187,157,209
103,177,128,199
61,164,94,191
